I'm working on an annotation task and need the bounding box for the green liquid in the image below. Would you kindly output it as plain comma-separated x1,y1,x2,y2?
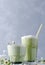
21,36,38,61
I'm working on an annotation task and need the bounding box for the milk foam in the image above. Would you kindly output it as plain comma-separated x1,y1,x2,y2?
21,35,37,39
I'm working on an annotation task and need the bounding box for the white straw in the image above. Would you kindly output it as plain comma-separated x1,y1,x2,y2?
36,24,43,37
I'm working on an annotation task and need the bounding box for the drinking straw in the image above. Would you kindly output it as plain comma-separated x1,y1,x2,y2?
36,24,43,37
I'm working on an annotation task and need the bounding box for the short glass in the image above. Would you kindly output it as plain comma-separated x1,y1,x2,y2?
7,42,25,64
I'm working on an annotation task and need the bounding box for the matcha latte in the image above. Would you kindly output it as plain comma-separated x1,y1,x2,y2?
7,43,25,63
21,35,38,62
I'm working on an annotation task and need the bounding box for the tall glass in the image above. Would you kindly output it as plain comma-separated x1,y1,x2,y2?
21,35,38,62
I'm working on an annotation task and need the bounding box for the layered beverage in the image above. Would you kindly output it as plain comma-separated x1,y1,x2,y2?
21,35,38,62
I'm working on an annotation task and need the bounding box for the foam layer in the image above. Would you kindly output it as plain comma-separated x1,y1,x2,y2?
21,35,37,39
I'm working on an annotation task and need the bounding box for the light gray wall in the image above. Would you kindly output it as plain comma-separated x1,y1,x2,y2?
0,0,45,59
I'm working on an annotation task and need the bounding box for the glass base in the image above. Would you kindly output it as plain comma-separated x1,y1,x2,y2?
11,62,22,64
10,62,22,65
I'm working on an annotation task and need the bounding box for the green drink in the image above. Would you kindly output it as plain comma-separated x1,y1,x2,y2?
7,41,25,63
21,35,38,62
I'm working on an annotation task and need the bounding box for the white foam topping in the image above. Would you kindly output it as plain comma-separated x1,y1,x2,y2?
21,35,37,39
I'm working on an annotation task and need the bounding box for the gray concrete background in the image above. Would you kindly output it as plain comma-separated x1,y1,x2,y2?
0,0,45,59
